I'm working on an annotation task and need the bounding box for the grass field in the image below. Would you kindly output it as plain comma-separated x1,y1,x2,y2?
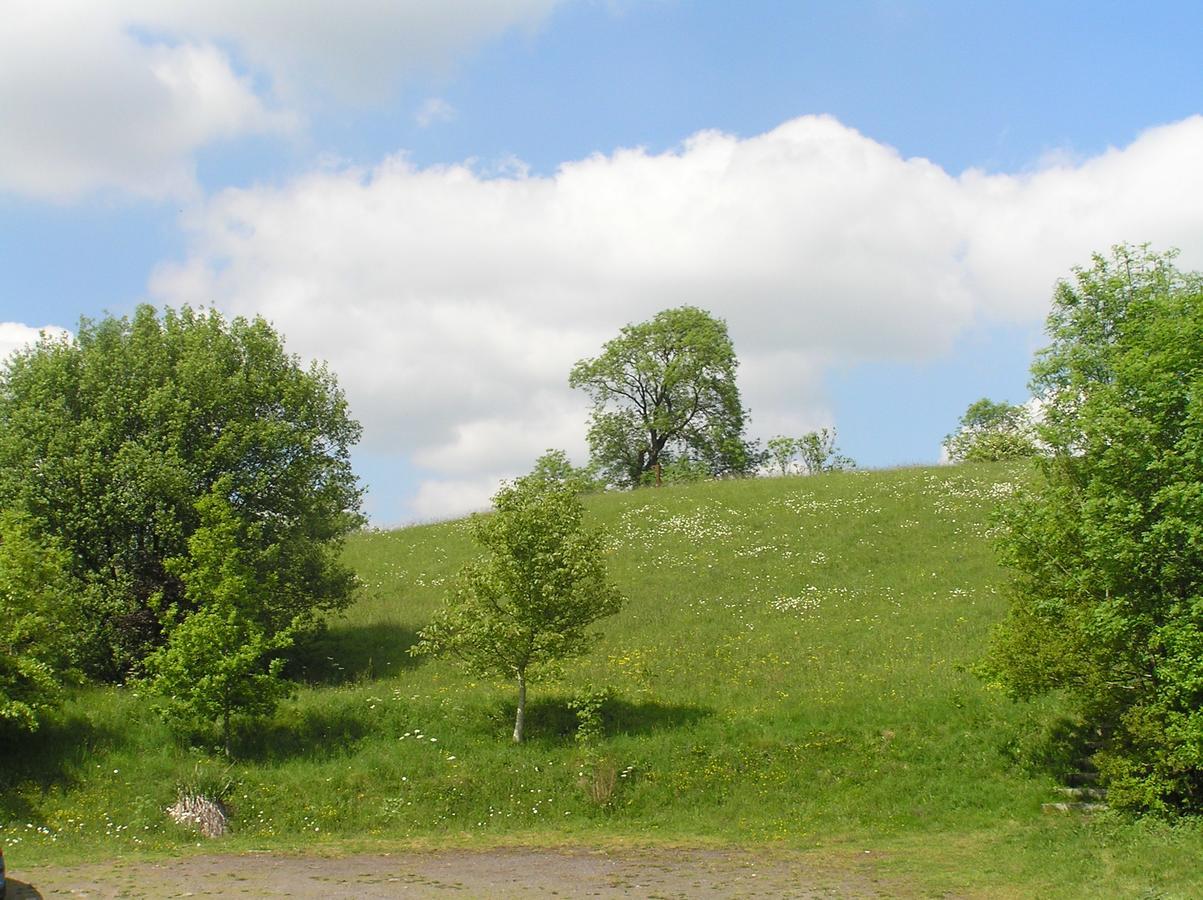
3,462,1202,896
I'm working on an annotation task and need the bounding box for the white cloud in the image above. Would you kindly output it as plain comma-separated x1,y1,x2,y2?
0,323,72,363
408,476,513,524
0,0,562,200
0,3,292,200
144,1,563,104
416,98,458,129
151,114,1203,521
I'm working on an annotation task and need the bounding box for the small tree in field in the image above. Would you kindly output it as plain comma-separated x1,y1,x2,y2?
412,475,623,742
144,494,297,755
796,428,855,475
527,448,603,495
766,436,799,475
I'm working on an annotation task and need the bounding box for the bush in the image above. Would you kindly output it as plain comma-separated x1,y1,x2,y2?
984,245,1203,813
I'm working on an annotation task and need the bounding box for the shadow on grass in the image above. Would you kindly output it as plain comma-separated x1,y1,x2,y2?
233,704,371,762
0,709,121,822
492,694,712,746
1001,715,1104,778
288,621,422,685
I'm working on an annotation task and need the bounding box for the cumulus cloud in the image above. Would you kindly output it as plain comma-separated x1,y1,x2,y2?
0,322,72,363
0,0,562,200
0,2,292,200
150,114,1203,521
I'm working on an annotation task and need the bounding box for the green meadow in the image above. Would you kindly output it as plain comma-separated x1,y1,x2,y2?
4,462,1202,896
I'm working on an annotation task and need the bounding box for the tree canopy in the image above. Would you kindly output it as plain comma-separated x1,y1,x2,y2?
412,473,623,742
984,245,1203,812
569,306,754,487
943,398,1039,463
0,305,363,683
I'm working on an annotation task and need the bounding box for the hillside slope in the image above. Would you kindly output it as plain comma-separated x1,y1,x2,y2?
340,463,1041,838
4,463,1202,896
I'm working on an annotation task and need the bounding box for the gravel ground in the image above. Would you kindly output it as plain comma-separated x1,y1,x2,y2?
10,846,925,898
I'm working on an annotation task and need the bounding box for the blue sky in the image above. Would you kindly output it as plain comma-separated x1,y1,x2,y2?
3,1,1202,523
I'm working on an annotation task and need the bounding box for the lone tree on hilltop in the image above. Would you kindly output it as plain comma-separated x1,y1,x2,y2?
983,245,1203,813
570,306,755,488
412,473,623,742
0,305,363,682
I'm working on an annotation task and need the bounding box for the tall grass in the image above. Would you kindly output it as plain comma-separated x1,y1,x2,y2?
3,462,1201,895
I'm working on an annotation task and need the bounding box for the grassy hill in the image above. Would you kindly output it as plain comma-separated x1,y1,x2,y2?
4,463,1202,895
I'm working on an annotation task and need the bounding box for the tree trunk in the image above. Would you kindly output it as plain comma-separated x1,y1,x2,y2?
513,670,527,743
655,461,662,487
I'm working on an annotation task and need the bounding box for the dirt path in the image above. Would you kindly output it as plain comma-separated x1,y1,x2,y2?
10,846,925,898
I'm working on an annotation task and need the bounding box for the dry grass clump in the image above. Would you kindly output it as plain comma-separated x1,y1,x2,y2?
581,759,617,807
167,792,230,838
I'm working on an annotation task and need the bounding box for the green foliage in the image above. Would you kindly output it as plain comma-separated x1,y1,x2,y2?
0,304,363,679
144,495,298,755
177,758,236,804
984,245,1203,813
569,306,754,487
567,684,612,745
527,448,604,494
412,474,623,741
944,398,1039,462
768,429,855,476
766,435,798,475
795,428,855,474
638,456,711,486
0,510,74,731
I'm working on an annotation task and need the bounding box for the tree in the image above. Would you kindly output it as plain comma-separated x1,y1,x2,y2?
412,474,623,742
526,449,603,495
795,428,855,475
766,436,799,475
144,495,297,755
983,245,1203,812
0,510,74,731
943,398,1038,462
766,430,854,476
569,306,754,488
0,305,363,680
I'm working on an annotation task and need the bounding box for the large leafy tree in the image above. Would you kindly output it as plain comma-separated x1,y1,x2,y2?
0,305,363,680
570,306,754,487
413,474,623,742
984,245,1203,812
